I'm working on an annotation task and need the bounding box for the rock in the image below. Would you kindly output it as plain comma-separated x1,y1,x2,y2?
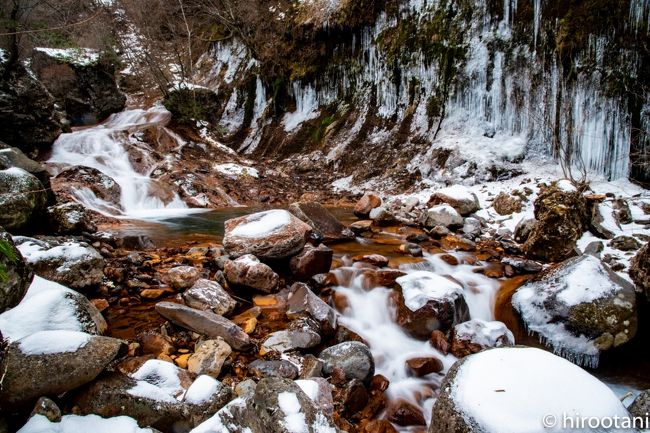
46,202,96,235
224,255,279,293
362,420,398,433
340,378,368,416
290,244,333,281
31,48,126,125
249,360,299,379
130,358,193,397
295,378,334,416
287,283,338,335
500,257,543,274
155,302,252,351
395,271,470,338
354,253,389,267
512,255,637,365
405,357,444,376
183,279,237,316
262,325,321,354
320,341,375,384
0,276,107,341
523,184,588,262
583,241,604,256
30,396,62,422
188,338,232,378
349,220,373,234
451,319,514,358
164,266,202,290
223,209,311,260
628,390,650,425
428,186,480,216
424,204,464,229
0,168,48,232
18,413,156,433
0,330,124,407
462,217,481,240
354,192,382,218
140,332,175,356
289,202,354,242
53,166,121,209
14,237,104,290
386,399,426,426
360,268,406,289
184,375,234,426
613,198,633,225
491,192,523,215
369,207,397,225
589,202,617,239
630,243,650,301
430,330,450,355
0,144,54,201
610,235,642,251
0,230,32,313
513,218,536,243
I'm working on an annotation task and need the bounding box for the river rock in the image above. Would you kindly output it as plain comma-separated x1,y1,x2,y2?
491,192,522,215
523,183,588,262
183,279,237,316
14,236,104,290
424,204,464,229
512,255,637,366
405,357,444,376
46,202,96,235
630,243,650,301
320,341,375,384
0,276,107,341
462,217,482,240
188,338,232,378
184,375,234,426
451,319,514,358
386,399,426,426
428,185,480,216
610,235,642,251
287,283,338,335
164,265,202,290
223,209,311,260
249,360,299,379
0,167,48,232
155,301,252,351
0,229,32,313
354,192,382,218
369,206,397,225
53,166,122,208
290,244,333,280
289,201,354,242
0,330,125,407
429,347,630,433
395,271,470,338
0,144,54,201
224,255,279,293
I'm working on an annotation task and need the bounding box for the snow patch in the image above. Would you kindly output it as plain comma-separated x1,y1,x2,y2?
18,414,154,433
214,163,259,179
229,210,292,238
18,330,91,355
396,271,464,311
185,375,221,405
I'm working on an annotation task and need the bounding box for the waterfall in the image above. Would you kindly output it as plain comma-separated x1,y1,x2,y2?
48,106,193,219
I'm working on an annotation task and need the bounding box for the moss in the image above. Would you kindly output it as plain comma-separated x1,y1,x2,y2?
0,239,17,283
311,112,336,142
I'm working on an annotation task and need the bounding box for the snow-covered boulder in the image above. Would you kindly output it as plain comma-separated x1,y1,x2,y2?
14,237,105,290
0,229,32,313
224,254,279,293
319,341,375,384
512,255,637,367
429,347,631,433
395,271,470,338
46,202,96,235
0,167,48,232
223,210,312,261
630,243,650,301
184,375,234,427
0,330,125,408
451,319,514,358
424,204,464,229
18,414,155,433
0,276,107,341
429,185,480,216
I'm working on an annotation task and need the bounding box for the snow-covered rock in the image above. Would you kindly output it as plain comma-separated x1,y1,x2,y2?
0,276,107,342
14,237,105,290
18,414,154,433
223,210,312,260
0,167,48,232
46,202,96,235
512,255,637,367
182,279,237,316
395,271,470,338
429,186,480,216
224,254,279,293
429,347,631,433
451,319,514,358
319,341,375,384
424,204,464,229
214,163,259,179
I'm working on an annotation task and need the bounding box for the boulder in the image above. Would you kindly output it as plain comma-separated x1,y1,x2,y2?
386,399,426,426
609,235,642,251
512,255,637,366
287,283,338,335
52,166,121,209
523,184,588,262
224,255,279,293
223,210,311,261
368,207,396,225
513,218,535,243
0,276,107,341
0,168,48,232
0,330,124,407
262,319,322,353
0,229,32,313
46,202,96,235
18,414,156,433
188,338,232,378
14,237,104,290
164,266,203,291
249,360,299,380
428,186,480,216
289,202,354,242
462,217,481,240
184,375,234,426
290,244,333,280
451,319,514,358
491,192,522,215
155,302,252,351
630,243,650,301
429,347,630,433
423,204,463,229
0,143,54,202
589,201,617,239
405,357,444,376
354,192,382,218
183,279,237,316
320,341,375,384
395,271,470,338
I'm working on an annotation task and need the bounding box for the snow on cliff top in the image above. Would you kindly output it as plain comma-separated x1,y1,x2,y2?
34,47,99,66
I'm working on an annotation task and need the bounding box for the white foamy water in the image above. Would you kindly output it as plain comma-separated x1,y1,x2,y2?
48,106,199,219
332,251,501,426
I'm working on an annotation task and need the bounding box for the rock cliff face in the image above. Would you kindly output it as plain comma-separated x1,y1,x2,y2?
185,0,649,188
